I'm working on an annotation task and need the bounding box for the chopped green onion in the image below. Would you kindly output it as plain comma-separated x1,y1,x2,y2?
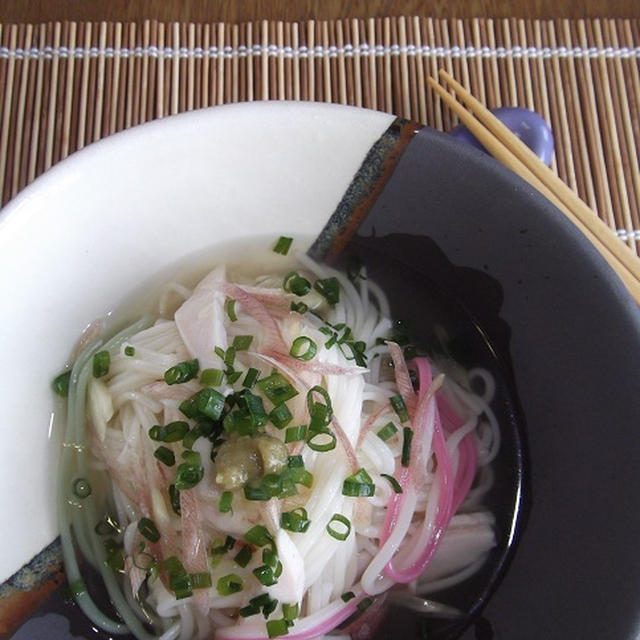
164,358,199,385
357,597,374,612
381,473,403,493
290,301,308,314
179,387,226,421
273,236,293,255
326,513,351,541
257,372,298,403
390,393,409,423
224,346,236,367
283,271,311,296
401,427,413,467
182,426,201,450
243,367,260,388
200,368,224,386
376,421,398,441
154,445,175,466
226,298,238,322
306,385,333,434
232,335,254,351
290,336,317,361
214,346,226,361
149,420,189,442
282,602,299,622
52,371,72,397
342,468,375,497
124,345,135,357
190,572,212,589
224,390,268,436
262,596,279,618
266,619,289,638
164,556,192,599
253,565,278,586
306,430,337,452
174,461,204,490
313,277,340,305
341,591,356,602
72,478,92,499
137,517,161,543
245,525,274,548
168,484,181,515
239,604,259,618
104,539,124,572
181,449,201,465
289,467,313,488
217,573,244,595
284,424,307,443
287,455,303,468
269,403,293,429
280,508,311,533
92,350,110,378
233,545,252,568
244,485,271,501
219,490,233,513
226,370,242,384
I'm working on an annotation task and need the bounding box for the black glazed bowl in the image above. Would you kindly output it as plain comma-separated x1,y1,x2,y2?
3,104,640,640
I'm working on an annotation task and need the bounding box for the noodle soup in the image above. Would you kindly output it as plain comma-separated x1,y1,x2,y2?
55,237,505,640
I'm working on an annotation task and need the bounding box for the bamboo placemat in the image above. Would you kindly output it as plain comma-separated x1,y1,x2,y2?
1,17,639,250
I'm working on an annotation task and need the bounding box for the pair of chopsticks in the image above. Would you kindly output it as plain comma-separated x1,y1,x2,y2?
429,70,640,306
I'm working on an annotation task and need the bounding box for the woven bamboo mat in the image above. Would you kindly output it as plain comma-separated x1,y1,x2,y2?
1,17,639,251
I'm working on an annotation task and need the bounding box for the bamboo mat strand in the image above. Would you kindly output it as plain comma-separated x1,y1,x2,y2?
1,17,639,250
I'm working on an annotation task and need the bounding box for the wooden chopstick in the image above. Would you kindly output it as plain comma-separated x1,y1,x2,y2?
429,71,640,305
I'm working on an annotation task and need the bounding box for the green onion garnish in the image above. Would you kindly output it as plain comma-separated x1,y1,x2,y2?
168,484,181,515
219,490,233,513
190,571,212,589
124,345,135,357
226,298,238,322
290,336,317,361
262,596,279,618
306,385,333,434
92,351,110,378
226,370,242,384
269,403,293,429
341,591,356,602
381,473,403,493
174,461,204,490
313,277,340,305
148,420,189,443
273,236,293,255
232,335,253,351
253,564,278,586
245,525,274,548
164,358,199,385
94,515,120,536
306,430,337,452
244,485,271,501
287,455,303,468
234,545,252,568
243,367,260,388
153,445,175,466
326,513,351,541
137,517,161,543
357,597,374,612
284,424,307,443
72,478,92,499
283,271,311,296
179,387,226,421
266,619,289,638
401,427,413,467
104,539,124,572
257,372,298,403
164,556,192,599
342,468,375,497
217,573,244,595
282,602,299,621
223,390,268,436
376,421,398,441
182,426,201,450
201,368,224,386
52,371,72,397
290,301,308,314
280,508,311,533
390,394,409,422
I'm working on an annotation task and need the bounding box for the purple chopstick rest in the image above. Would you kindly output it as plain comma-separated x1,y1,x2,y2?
449,106,554,166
